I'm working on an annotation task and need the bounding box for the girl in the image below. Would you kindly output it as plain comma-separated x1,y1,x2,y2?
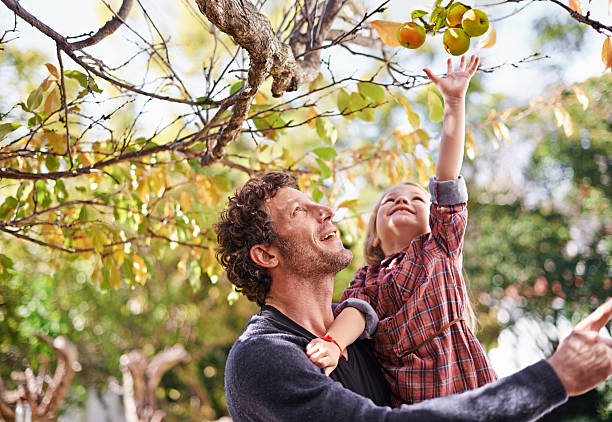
306,55,497,406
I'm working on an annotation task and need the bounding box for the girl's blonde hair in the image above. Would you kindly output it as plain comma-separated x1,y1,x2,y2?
362,181,478,332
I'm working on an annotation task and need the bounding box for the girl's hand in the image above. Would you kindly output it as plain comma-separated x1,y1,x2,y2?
423,55,480,101
306,337,341,376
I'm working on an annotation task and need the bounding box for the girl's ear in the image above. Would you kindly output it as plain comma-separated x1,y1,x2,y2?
250,244,279,269
372,236,380,248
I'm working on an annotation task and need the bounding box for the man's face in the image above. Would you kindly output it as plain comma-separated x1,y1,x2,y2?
375,184,430,254
266,187,353,278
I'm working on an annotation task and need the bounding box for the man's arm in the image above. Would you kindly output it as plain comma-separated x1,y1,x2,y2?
227,337,566,422
226,300,612,422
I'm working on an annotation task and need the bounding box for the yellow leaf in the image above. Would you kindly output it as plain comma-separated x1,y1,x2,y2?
74,231,94,258
43,225,64,246
398,97,420,129
45,130,67,154
335,198,359,210
306,107,318,129
254,89,268,105
109,263,122,289
179,191,192,212
571,86,589,111
602,37,612,72
44,89,59,116
569,0,582,14
477,27,496,49
465,128,477,160
201,245,215,274
369,20,402,47
553,104,566,128
487,109,497,121
79,152,92,167
562,114,574,137
492,121,510,145
133,255,148,285
45,63,59,78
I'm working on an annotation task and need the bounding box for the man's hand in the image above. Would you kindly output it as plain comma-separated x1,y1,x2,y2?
547,298,612,396
423,55,479,101
306,337,341,376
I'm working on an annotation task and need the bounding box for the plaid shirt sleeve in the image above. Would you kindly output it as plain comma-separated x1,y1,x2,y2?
427,176,468,258
337,266,377,311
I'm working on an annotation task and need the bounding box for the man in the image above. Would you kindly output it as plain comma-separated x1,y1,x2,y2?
215,172,612,421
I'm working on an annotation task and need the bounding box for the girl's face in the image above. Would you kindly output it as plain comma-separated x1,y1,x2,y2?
374,184,430,256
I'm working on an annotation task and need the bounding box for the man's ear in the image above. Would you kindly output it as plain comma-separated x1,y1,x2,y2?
372,236,381,248
250,244,279,269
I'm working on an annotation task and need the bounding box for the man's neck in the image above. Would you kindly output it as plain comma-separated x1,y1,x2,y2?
265,274,335,337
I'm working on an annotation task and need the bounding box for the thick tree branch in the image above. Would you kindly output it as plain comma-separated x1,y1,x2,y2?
0,0,217,106
69,0,134,49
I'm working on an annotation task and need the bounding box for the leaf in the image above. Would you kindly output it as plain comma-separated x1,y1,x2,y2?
44,88,59,115
315,117,338,144
337,89,354,119
602,37,612,72
65,70,103,93
27,86,44,111
568,0,582,14
369,20,402,47
310,180,323,203
465,128,477,160
230,81,244,95
492,121,510,145
0,253,14,276
357,82,385,103
132,255,148,285
398,97,420,129
571,86,589,110
316,158,332,179
312,146,337,161
254,89,268,104
306,107,318,128
109,262,122,289
0,122,21,141
45,130,67,154
89,225,109,254
335,198,359,210
477,27,496,49
0,197,18,219
179,191,192,212
45,63,59,78
426,88,444,122
79,205,91,222
411,10,428,20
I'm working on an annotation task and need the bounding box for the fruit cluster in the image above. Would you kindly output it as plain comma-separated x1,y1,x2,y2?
396,2,490,56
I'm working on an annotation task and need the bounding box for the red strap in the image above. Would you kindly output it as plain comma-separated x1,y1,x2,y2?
321,335,343,355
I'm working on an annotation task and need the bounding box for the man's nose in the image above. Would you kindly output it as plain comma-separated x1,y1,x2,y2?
315,204,333,222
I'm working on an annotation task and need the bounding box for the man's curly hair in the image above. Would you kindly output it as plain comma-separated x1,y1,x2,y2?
214,172,298,306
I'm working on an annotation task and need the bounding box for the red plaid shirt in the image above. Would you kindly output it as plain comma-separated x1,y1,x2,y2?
338,201,497,406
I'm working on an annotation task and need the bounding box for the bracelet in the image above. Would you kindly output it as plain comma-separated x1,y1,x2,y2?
320,335,343,355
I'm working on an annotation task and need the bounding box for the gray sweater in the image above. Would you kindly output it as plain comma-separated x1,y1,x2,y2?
225,309,568,421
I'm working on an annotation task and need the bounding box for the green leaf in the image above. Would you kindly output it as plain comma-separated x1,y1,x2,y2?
27,87,44,111
45,154,59,171
427,88,444,122
312,146,338,161
65,70,102,93
0,197,18,219
316,158,332,180
310,181,323,203
230,81,244,95
89,226,107,254
79,205,90,222
337,89,355,120
315,117,337,144
0,123,21,141
357,82,385,104
411,10,429,20
211,174,232,192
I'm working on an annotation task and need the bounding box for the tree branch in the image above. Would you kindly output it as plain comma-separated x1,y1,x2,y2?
69,0,134,49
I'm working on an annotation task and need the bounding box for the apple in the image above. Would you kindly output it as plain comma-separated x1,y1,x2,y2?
442,28,470,56
461,9,489,37
445,3,469,28
396,22,426,49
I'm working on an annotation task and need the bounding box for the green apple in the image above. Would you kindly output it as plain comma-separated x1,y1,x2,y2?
461,9,489,37
396,22,426,49
442,28,470,56
445,3,469,28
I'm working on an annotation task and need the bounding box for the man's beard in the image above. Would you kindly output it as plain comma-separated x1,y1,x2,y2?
276,233,353,279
